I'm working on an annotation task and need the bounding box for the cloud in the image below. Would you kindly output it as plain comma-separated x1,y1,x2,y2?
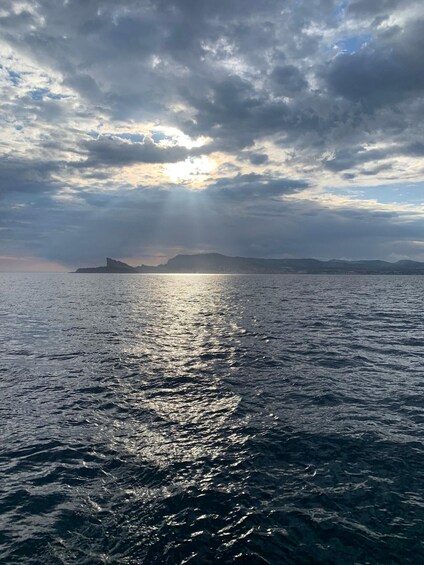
207,173,308,201
0,156,61,196
239,152,269,166
1,0,424,266
76,136,190,168
347,0,404,18
270,65,308,97
326,19,424,107
322,147,391,172
2,174,424,268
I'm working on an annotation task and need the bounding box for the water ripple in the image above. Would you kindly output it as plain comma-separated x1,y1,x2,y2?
1,274,424,563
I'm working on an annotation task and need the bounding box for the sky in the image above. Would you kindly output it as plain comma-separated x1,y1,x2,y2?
1,0,424,271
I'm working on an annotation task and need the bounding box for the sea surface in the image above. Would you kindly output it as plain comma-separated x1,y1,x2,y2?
1,273,424,564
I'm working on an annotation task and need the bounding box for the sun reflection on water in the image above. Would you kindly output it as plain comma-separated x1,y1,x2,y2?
107,275,247,472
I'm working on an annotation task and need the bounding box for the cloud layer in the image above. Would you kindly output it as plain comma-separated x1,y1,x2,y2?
1,0,424,268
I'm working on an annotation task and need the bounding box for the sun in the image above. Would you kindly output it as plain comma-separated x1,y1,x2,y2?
165,156,214,184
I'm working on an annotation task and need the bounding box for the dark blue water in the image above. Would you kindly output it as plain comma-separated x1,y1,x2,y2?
1,274,424,563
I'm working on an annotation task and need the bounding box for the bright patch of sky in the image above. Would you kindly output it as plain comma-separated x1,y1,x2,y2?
328,182,424,206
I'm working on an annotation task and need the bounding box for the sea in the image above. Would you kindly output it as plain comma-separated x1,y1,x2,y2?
1,273,424,564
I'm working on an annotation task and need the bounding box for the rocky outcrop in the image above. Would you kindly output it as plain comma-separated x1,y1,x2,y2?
76,254,424,274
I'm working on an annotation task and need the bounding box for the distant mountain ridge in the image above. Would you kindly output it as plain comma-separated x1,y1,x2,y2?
75,253,424,274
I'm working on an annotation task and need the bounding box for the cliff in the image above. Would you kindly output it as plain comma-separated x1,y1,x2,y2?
75,253,424,274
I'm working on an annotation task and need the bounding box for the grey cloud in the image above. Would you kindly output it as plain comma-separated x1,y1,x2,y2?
4,182,424,267
359,164,393,176
181,75,291,150
158,0,276,17
403,142,424,157
208,174,308,202
0,6,36,32
270,65,308,97
323,147,392,172
2,0,424,266
64,74,103,102
4,0,422,166
0,157,61,197
0,0,319,127
76,136,190,167
326,19,424,106
239,152,270,166
347,0,403,18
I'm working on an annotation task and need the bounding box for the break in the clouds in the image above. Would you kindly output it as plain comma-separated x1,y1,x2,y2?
1,0,424,270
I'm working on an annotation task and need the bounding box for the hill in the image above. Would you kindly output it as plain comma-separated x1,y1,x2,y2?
75,254,424,274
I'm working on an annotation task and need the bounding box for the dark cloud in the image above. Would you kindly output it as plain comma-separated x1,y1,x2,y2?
239,152,270,166
3,0,423,161
326,19,424,107
3,182,424,267
270,65,308,97
404,142,424,157
347,0,403,18
208,174,308,201
76,136,190,168
322,147,391,172
0,157,61,196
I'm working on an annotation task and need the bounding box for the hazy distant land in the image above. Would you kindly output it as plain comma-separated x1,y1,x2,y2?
75,254,424,275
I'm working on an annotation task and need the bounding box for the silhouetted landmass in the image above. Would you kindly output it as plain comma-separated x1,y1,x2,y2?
75,254,424,274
